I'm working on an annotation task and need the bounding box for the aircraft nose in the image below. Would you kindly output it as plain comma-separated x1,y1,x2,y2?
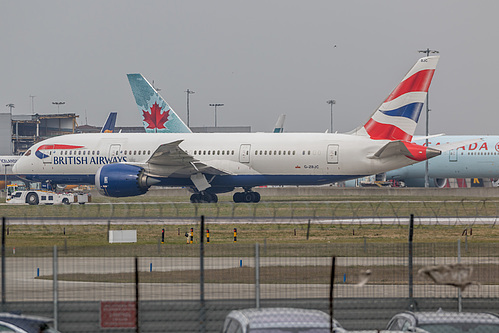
12,162,18,173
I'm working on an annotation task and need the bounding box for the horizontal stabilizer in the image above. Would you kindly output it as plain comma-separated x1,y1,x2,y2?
369,140,441,161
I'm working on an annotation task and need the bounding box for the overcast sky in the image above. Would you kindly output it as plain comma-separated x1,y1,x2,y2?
1,1,498,135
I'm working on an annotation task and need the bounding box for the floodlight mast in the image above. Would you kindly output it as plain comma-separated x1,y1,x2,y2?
209,103,224,127
326,100,336,133
185,89,195,127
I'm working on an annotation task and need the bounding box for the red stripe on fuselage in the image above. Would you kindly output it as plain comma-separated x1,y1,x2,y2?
37,144,85,151
364,119,412,141
384,69,435,103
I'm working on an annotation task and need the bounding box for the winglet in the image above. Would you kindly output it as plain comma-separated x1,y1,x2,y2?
127,74,192,133
354,56,439,141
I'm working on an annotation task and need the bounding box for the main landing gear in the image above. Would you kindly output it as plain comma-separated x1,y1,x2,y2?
190,192,218,203
233,190,261,203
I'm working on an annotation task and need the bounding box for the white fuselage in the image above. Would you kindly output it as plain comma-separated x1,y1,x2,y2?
387,135,499,181
13,132,420,188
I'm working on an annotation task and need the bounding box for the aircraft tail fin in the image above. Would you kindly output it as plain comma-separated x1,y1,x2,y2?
273,114,286,133
100,112,117,133
354,56,439,141
127,74,192,133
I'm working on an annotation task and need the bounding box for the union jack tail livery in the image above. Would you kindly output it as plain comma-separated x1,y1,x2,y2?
127,74,192,134
355,56,439,141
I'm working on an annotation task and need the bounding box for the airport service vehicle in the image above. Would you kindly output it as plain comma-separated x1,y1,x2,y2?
7,190,89,205
14,56,441,203
222,307,345,333
386,311,499,332
385,135,499,187
0,312,60,333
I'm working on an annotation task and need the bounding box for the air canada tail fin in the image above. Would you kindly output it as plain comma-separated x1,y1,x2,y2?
127,74,192,133
100,112,117,133
354,56,439,141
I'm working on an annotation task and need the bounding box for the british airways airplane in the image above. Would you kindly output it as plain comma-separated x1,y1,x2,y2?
385,135,499,187
13,56,441,203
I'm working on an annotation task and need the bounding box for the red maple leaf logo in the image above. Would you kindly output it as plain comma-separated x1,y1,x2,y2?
143,102,170,129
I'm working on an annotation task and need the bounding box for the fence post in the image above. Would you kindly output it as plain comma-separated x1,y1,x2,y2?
255,243,260,309
408,214,414,308
199,215,206,333
53,246,58,331
1,217,5,306
458,239,462,312
135,257,139,333
330,256,336,332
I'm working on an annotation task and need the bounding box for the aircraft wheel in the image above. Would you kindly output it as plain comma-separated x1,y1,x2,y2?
26,192,39,205
62,198,70,205
251,192,261,203
209,193,218,203
233,192,242,203
243,192,254,203
190,193,201,203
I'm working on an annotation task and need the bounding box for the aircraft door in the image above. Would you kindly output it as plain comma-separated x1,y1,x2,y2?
327,144,339,164
239,144,251,163
449,149,457,162
108,144,121,158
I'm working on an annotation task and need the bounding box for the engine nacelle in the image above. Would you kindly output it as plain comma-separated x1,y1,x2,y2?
95,164,155,197
402,178,447,188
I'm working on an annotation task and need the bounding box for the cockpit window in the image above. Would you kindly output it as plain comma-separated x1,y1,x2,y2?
24,150,31,156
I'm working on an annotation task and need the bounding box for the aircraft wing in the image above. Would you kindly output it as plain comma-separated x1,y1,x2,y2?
143,140,232,177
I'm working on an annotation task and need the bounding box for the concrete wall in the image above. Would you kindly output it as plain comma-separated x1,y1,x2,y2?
132,186,499,199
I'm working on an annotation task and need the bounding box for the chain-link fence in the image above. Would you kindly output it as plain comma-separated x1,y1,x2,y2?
0,211,498,332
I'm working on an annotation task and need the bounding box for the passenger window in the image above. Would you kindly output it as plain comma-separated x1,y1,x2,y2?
138,151,141,155
41,196,47,200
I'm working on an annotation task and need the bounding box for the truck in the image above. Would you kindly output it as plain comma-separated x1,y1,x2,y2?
7,189,90,205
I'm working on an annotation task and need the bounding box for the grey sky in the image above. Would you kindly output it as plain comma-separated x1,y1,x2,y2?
1,1,498,135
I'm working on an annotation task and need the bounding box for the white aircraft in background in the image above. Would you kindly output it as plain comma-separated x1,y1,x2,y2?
14,56,441,203
385,135,499,187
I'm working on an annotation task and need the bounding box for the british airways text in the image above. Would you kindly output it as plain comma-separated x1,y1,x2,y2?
53,156,127,165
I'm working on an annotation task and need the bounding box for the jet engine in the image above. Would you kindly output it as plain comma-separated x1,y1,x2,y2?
95,164,159,197
402,178,447,188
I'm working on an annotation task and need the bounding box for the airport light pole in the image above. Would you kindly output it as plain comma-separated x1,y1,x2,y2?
52,101,65,114
5,104,14,115
326,100,336,133
185,89,195,127
209,103,224,127
418,48,439,188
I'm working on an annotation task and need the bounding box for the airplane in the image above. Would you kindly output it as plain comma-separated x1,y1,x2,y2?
273,114,286,133
13,56,441,203
0,156,21,190
101,112,117,133
385,135,499,187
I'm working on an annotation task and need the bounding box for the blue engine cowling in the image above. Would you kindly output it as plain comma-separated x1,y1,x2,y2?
95,164,151,197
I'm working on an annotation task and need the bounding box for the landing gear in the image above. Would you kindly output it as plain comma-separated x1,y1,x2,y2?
190,192,218,203
233,191,261,203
